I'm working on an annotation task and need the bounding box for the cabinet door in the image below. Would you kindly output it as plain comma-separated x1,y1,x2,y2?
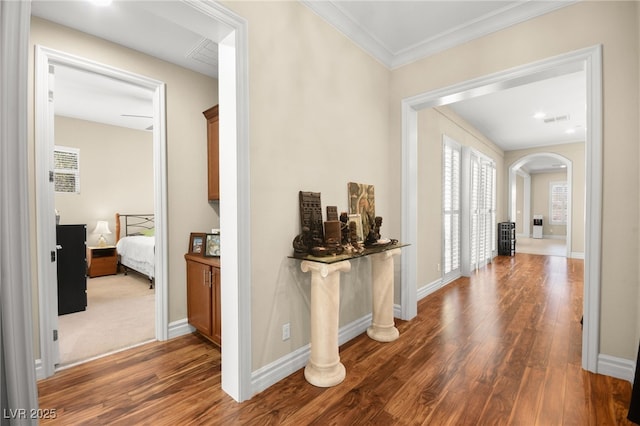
186,260,212,336
212,266,221,346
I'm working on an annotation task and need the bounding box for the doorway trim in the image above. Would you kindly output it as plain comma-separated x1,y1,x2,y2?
401,45,602,372
31,1,252,403
35,45,169,377
508,152,573,258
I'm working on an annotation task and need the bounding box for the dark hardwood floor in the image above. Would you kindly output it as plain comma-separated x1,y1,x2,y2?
38,253,634,425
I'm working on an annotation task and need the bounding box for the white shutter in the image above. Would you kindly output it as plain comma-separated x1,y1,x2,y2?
442,136,461,282
469,151,496,271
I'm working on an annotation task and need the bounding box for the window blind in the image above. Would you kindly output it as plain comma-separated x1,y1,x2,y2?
54,146,80,193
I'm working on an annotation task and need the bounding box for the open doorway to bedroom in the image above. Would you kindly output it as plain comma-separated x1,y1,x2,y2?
53,64,156,366
35,46,168,371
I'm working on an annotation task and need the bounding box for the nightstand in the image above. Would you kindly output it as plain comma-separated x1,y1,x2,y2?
87,246,118,278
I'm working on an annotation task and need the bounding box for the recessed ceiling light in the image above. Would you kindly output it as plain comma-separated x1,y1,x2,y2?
533,112,546,119
565,128,576,134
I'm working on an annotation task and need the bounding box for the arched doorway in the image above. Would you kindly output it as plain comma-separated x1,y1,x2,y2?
508,152,574,258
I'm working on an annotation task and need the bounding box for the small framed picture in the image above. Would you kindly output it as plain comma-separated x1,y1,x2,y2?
189,232,206,254
348,213,364,243
205,233,221,257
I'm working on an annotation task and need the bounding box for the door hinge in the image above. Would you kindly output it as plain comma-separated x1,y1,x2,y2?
53,329,58,341
49,170,54,182
50,250,56,262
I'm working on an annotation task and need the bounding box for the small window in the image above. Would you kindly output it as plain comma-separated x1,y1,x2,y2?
549,181,568,225
54,146,80,193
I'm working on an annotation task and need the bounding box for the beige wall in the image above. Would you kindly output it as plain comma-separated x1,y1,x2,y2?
505,142,585,255
390,1,639,360
54,116,153,246
223,1,391,369
29,18,219,356
530,171,568,237
417,106,504,288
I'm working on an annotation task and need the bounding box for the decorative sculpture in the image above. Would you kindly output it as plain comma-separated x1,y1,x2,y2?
294,189,393,257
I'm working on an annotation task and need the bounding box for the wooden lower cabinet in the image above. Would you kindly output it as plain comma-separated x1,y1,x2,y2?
185,254,221,346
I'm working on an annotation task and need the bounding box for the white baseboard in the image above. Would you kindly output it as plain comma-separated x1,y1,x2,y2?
35,358,45,380
598,353,636,384
251,314,372,396
418,278,444,301
168,318,195,339
570,252,585,259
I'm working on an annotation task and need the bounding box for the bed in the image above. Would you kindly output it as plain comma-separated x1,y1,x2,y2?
115,213,155,289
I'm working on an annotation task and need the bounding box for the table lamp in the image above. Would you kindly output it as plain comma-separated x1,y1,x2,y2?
93,220,111,247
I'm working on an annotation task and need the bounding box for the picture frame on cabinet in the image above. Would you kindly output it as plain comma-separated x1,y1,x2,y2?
205,233,221,257
189,232,206,255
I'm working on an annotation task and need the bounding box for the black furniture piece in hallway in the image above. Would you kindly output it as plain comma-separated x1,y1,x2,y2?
56,224,87,315
498,221,516,256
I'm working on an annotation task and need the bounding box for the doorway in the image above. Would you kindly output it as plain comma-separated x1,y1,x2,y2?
401,46,602,372
30,2,252,402
509,152,574,258
35,46,168,370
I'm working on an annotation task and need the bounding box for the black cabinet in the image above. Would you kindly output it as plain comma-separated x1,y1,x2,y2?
56,225,87,315
498,222,516,256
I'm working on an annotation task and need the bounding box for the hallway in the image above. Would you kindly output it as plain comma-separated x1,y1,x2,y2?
37,253,632,425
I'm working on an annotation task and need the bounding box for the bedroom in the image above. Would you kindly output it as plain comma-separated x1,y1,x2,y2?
34,14,221,367
52,65,156,365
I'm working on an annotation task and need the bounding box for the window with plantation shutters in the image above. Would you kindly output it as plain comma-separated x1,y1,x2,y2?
54,146,80,193
442,136,461,282
469,151,496,271
550,181,568,225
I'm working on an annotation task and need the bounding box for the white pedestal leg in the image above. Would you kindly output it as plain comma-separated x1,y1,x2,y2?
301,260,351,387
367,248,401,342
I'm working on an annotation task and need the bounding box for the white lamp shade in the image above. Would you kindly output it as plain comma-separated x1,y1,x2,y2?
92,220,112,235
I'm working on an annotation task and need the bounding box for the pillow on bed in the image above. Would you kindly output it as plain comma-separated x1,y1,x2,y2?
141,228,155,237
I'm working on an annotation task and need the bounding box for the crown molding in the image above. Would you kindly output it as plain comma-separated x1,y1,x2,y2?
301,0,577,70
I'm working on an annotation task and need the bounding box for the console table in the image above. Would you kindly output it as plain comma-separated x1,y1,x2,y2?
292,242,407,387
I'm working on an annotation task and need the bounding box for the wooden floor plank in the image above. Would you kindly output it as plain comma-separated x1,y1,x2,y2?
38,254,634,425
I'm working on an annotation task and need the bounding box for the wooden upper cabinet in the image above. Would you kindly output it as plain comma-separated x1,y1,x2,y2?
203,105,219,201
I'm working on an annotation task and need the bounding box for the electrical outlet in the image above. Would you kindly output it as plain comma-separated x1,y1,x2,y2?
282,323,290,341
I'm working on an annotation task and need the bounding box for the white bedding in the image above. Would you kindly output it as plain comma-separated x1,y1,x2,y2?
116,235,155,278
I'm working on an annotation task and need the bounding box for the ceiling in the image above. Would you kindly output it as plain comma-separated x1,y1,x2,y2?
31,0,583,172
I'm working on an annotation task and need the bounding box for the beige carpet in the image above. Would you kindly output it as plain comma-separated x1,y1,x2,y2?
57,273,155,367
517,237,566,256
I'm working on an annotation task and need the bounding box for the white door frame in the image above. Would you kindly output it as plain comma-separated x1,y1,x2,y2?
401,45,602,372
35,45,169,374
31,1,252,402
508,152,573,258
